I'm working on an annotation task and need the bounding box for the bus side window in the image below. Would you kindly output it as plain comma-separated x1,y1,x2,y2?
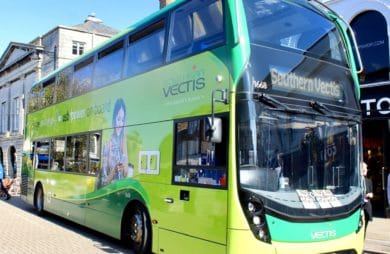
72,57,94,97
65,135,88,174
168,0,224,62
94,41,124,88
28,84,42,112
173,116,227,187
42,78,55,107
35,140,51,170
56,67,72,103
126,20,165,77
88,132,101,175
51,137,65,171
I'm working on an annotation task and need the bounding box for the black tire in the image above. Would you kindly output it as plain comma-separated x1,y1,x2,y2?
0,191,7,200
122,203,151,254
35,186,44,216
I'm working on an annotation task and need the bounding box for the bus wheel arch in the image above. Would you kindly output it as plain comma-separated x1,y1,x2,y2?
121,200,152,254
34,182,45,216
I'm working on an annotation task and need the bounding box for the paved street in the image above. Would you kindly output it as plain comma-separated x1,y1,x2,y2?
0,194,389,254
365,217,390,254
0,195,130,254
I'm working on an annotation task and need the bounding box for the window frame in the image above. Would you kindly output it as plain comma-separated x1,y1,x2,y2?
72,41,85,56
11,96,20,132
56,67,73,103
72,56,94,96
1,101,7,133
32,131,102,176
167,0,226,62
172,114,228,189
93,40,125,88
126,19,167,77
33,139,52,170
42,77,56,107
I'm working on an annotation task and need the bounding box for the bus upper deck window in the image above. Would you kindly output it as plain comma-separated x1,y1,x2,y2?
56,67,72,103
72,57,94,96
42,78,55,107
28,84,42,112
127,20,165,77
168,0,224,62
94,41,124,88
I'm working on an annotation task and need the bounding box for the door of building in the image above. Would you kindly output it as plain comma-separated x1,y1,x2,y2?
362,120,390,217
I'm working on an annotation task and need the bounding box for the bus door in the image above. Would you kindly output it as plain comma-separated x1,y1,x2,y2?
157,116,228,253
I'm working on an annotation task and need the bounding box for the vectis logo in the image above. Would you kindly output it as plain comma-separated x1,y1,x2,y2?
163,77,205,97
311,230,336,240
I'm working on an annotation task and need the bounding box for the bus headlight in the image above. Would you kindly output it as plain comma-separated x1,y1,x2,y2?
242,193,271,243
253,215,261,225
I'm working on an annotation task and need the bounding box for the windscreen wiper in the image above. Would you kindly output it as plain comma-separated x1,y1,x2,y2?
309,100,359,122
256,93,290,109
309,100,330,114
255,93,304,114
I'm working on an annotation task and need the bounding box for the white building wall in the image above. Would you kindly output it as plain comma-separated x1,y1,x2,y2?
58,28,111,67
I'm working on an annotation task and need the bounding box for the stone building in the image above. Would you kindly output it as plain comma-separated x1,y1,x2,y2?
321,0,390,216
0,14,118,181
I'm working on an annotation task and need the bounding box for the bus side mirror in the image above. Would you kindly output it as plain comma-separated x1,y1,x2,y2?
206,117,222,143
207,89,228,144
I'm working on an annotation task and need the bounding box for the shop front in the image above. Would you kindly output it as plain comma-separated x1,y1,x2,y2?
361,83,390,216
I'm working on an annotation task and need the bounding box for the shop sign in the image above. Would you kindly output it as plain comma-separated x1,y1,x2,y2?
360,84,390,118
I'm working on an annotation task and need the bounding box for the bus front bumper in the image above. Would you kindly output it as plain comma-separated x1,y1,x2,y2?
227,228,365,254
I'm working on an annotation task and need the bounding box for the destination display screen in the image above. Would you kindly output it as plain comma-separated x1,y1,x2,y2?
245,44,357,107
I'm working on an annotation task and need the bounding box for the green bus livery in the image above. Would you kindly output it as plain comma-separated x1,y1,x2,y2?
22,0,365,253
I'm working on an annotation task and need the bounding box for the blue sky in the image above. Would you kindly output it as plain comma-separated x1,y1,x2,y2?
0,0,159,55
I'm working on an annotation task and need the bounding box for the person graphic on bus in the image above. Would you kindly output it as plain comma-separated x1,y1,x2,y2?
100,98,129,187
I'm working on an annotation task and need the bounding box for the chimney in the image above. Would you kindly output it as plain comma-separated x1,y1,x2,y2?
159,0,175,9
85,13,103,23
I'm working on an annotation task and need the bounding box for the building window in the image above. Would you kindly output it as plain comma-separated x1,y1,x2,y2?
72,41,85,55
12,97,20,132
1,102,7,134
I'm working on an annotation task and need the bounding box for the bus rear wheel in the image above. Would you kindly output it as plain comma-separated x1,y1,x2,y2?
35,186,44,216
122,203,151,254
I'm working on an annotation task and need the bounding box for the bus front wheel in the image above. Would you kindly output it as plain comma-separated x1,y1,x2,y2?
122,203,151,254
35,186,44,216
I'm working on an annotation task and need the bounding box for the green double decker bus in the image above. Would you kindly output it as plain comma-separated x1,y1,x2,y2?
22,0,365,253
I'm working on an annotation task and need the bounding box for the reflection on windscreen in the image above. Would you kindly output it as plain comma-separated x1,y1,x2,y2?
244,0,347,66
238,104,360,209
